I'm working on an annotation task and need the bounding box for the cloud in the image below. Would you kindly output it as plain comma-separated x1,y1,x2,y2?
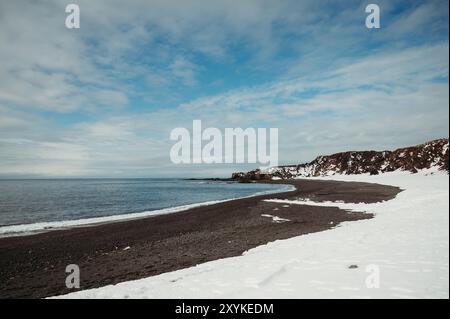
0,0,448,177
169,56,199,86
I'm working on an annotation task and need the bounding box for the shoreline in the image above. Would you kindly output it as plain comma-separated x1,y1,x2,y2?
0,183,295,238
0,179,401,298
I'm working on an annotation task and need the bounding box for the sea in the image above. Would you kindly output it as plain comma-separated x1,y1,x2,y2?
0,179,292,237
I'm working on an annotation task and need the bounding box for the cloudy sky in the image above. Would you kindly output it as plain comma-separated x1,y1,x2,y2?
0,0,448,178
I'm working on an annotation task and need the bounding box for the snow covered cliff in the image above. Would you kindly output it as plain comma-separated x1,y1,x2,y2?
233,138,449,181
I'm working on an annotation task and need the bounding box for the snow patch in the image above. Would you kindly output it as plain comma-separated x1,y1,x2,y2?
261,214,291,223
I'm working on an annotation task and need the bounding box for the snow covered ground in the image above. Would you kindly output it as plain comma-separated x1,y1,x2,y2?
55,170,449,299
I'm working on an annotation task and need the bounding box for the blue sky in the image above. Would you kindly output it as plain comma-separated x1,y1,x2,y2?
0,0,448,177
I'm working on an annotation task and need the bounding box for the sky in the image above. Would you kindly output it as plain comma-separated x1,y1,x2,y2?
0,0,448,178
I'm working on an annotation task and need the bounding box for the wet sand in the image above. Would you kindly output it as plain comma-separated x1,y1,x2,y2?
0,179,401,298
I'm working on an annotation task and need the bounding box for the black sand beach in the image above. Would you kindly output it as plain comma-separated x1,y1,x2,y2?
0,179,401,298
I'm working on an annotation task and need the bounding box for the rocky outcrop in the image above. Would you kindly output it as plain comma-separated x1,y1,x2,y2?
231,171,272,182
232,138,449,181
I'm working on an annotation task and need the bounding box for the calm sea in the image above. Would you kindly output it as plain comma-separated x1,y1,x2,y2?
0,179,291,235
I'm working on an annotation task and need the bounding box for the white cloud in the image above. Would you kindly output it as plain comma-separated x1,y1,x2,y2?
0,1,448,177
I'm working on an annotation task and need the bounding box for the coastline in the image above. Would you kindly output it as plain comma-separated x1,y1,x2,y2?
0,183,295,238
0,179,401,298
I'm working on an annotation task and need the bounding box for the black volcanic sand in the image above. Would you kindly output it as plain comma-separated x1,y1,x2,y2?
0,179,401,298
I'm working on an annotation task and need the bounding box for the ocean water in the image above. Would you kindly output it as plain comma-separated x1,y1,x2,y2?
0,179,291,235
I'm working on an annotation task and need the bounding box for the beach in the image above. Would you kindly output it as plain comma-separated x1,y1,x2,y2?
0,179,400,298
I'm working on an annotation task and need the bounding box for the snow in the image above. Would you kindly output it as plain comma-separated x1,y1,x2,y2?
264,198,368,210
54,170,449,299
261,214,291,223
